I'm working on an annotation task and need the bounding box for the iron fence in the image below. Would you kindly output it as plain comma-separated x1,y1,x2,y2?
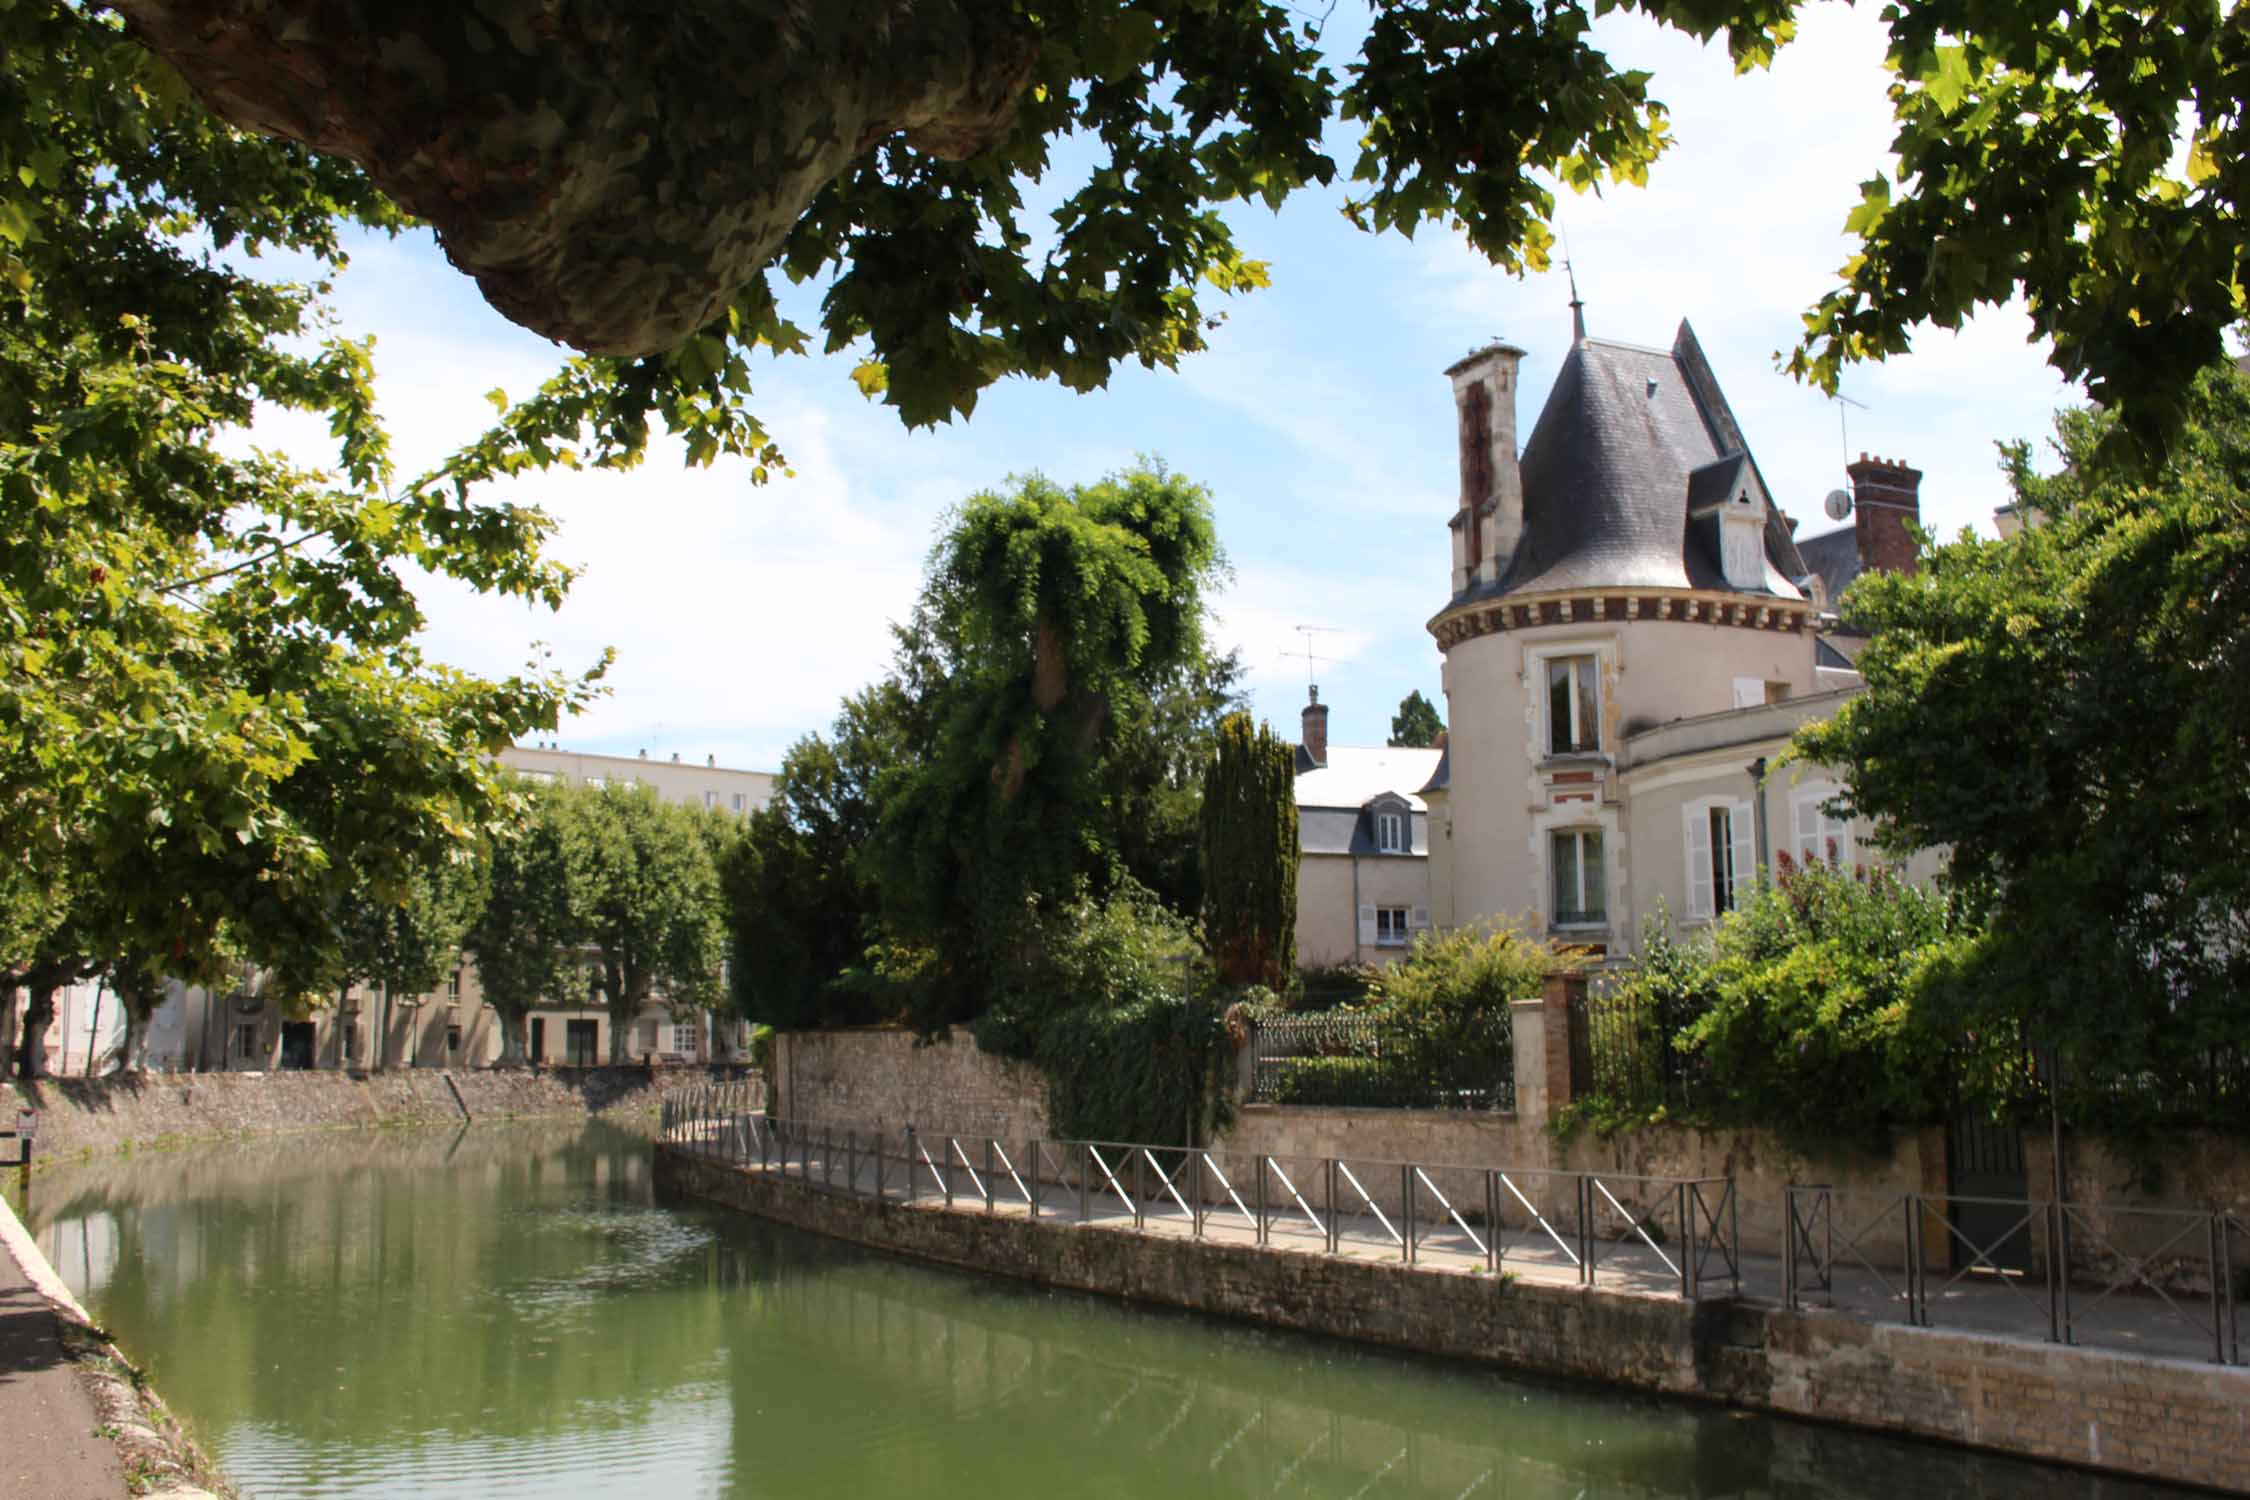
658,1089,1735,1299
1575,977,1707,1114
1248,1012,1514,1111
1783,1185,2247,1365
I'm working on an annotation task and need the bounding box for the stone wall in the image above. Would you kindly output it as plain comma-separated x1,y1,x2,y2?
771,1028,1048,1143
2,1066,735,1164
657,1146,2250,1493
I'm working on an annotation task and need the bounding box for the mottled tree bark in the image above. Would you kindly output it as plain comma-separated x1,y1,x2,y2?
112,0,1039,355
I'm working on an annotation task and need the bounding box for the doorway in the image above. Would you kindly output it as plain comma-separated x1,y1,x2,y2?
529,1017,546,1064
279,1022,315,1071
1946,1111,2032,1271
565,1019,597,1067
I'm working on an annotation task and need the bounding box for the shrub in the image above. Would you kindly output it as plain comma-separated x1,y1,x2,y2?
970,881,1231,1145
1363,919,1557,1023
1589,862,1973,1150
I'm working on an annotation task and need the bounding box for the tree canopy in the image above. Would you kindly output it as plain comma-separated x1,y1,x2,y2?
1389,690,1444,749
1795,359,2250,1112
70,0,2250,451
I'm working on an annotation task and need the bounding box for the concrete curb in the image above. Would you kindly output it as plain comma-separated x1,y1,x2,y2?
0,1190,228,1499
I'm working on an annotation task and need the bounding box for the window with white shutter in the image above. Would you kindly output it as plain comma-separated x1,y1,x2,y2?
1686,799,1756,917
1792,787,1854,869
1357,905,1378,946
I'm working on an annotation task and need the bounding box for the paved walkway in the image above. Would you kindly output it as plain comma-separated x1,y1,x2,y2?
669,1119,2242,1369
0,1188,127,1499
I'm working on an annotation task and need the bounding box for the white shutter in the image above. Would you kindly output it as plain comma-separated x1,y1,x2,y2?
1357,905,1378,944
1410,907,1431,929
1685,807,1713,918
1793,793,1821,867
1729,801,1755,909
1732,676,1764,709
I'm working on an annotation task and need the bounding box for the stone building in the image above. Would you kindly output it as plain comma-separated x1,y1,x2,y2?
1423,319,1934,958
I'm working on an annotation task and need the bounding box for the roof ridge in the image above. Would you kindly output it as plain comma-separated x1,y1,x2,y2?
1578,334,1680,360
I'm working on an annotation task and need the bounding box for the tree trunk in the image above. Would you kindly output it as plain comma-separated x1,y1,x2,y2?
494,1007,529,1068
18,983,56,1079
121,1002,152,1073
609,993,637,1066
377,983,393,1072
83,975,108,1077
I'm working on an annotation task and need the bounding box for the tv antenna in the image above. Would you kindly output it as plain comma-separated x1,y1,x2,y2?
1285,624,1343,694
1831,391,1869,470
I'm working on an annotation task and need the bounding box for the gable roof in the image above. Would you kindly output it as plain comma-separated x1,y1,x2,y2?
1468,322,1808,603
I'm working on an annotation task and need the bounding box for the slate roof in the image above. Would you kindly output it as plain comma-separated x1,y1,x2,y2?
1455,322,1809,605
1299,806,1431,857
1794,523,1864,610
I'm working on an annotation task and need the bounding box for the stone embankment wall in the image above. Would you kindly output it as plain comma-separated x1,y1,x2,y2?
771,1028,1048,1144
769,1020,2248,1276
657,1146,2250,1494
3,1066,740,1164
760,1028,1946,1260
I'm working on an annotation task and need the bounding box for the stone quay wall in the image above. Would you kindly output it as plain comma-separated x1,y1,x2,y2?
770,1028,1049,1145
657,1145,2250,1493
3,1065,741,1164
760,1026,1943,1261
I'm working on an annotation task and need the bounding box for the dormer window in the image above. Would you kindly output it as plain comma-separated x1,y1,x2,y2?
1375,809,1406,853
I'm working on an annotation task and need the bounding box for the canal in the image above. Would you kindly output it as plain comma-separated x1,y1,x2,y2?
6,1120,2191,1499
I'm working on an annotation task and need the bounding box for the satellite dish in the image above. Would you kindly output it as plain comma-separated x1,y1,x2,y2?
1823,488,1854,522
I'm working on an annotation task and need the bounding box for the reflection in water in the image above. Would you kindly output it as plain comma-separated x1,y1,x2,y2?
10,1123,2187,1500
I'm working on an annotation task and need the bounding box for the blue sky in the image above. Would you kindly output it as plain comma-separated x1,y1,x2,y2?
250,3,2086,773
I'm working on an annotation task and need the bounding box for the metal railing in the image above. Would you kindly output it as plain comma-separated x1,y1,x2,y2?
1783,1186,2247,1365
659,1090,1735,1299
1249,1012,1515,1111
1574,977,1707,1115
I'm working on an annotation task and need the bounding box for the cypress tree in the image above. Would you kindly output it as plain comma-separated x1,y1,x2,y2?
1199,713,1300,988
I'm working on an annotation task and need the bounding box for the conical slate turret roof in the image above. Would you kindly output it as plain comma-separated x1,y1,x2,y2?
1474,321,1808,602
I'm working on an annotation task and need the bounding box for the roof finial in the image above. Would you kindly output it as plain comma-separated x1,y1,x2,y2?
1565,257,1586,344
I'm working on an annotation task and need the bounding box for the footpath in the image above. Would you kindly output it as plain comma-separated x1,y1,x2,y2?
0,1185,219,1499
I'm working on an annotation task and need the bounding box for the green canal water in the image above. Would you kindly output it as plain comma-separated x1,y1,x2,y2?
6,1120,2189,1499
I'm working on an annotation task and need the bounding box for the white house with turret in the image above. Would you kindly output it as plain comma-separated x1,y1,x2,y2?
1300,316,1940,967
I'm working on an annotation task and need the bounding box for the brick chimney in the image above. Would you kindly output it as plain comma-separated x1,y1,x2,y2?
1301,686,1329,769
1446,342,1527,593
1847,453,1923,575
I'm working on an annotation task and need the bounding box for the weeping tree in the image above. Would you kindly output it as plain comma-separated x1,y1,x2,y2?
1199,713,1299,989
871,463,1226,1032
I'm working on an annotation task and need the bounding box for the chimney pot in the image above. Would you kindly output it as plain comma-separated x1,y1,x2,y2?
1846,453,1924,577
1446,342,1527,594
1301,686,1330,770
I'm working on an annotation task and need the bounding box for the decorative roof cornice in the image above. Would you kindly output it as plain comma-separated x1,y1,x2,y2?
1427,586,1815,652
